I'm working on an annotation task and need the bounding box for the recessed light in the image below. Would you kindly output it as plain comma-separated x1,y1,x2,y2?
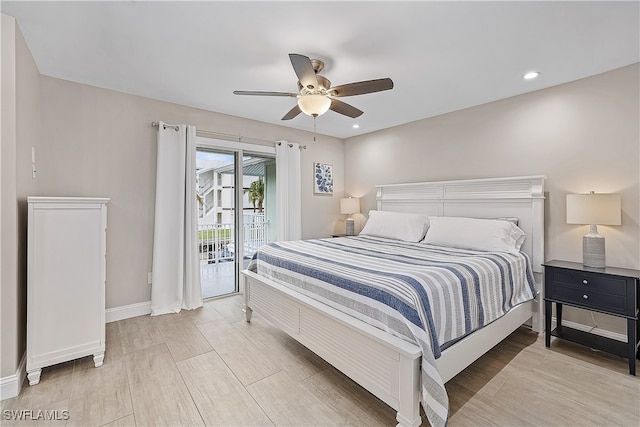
352,124,360,129
523,71,541,80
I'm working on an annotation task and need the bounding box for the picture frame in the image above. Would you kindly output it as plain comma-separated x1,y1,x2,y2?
313,162,334,195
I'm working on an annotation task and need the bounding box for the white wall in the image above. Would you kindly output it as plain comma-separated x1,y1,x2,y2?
344,64,640,336
37,77,345,309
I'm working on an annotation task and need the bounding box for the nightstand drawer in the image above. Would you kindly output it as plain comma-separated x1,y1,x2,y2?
553,269,626,295
550,284,628,315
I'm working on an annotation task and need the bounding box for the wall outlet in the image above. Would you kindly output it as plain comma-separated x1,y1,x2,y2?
147,272,152,285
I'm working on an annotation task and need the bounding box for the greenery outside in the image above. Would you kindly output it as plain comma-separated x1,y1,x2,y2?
198,228,232,240
244,178,264,212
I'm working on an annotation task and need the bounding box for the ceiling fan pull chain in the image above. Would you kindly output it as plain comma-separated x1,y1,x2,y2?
313,116,317,142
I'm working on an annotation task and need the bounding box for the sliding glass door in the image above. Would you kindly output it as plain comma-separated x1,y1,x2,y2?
195,140,275,299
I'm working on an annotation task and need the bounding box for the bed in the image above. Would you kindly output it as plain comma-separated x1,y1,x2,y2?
240,176,545,427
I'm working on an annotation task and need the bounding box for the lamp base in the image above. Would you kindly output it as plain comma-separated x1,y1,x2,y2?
583,233,605,268
345,218,355,236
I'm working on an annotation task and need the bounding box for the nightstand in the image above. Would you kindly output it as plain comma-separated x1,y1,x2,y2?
543,260,640,375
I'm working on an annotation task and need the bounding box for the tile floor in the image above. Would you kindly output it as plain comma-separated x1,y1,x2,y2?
2,295,639,426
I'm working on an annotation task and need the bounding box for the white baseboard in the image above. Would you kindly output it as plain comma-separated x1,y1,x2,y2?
551,317,627,342
106,300,151,323
0,352,26,401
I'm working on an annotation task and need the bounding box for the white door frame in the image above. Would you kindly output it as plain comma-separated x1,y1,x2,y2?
195,136,275,293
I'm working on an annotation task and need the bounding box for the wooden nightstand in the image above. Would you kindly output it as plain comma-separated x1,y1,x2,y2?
543,260,640,375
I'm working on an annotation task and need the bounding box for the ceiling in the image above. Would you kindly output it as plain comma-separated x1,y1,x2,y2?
2,1,638,139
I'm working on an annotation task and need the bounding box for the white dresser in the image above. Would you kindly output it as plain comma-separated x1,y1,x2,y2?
26,197,109,385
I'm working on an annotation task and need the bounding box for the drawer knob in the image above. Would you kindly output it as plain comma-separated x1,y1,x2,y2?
582,279,588,285
583,294,589,299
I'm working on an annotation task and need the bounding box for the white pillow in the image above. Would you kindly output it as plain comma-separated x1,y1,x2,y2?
423,216,526,255
360,210,430,242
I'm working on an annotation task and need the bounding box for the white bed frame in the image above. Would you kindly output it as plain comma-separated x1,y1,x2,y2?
240,175,545,427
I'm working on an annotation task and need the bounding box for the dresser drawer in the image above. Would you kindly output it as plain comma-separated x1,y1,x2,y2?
550,284,628,315
552,269,626,295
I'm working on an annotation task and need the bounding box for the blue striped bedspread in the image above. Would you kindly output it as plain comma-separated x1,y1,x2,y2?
247,235,536,427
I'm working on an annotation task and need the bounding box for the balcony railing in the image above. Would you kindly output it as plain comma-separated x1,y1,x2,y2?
198,215,268,264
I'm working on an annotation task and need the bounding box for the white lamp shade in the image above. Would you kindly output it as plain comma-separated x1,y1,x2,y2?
566,193,621,225
340,197,360,215
298,95,331,117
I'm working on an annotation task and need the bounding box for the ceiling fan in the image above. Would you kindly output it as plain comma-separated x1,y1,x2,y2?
233,53,394,120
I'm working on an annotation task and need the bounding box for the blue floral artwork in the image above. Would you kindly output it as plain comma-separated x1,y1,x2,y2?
314,162,334,194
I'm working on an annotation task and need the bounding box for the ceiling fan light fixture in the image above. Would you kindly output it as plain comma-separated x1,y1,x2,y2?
234,54,392,121
297,94,331,117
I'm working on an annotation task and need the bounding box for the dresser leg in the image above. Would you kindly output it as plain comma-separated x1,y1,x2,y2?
93,352,104,368
628,318,637,376
27,368,41,386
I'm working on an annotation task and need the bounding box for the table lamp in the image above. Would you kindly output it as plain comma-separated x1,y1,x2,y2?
340,197,360,236
566,192,621,268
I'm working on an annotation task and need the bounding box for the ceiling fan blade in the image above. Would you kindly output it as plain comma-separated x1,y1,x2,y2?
233,91,298,97
281,104,302,120
329,78,394,97
289,54,319,91
329,99,363,118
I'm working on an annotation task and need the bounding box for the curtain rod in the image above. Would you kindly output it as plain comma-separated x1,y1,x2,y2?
197,129,306,150
151,122,306,149
151,121,179,131
276,141,307,150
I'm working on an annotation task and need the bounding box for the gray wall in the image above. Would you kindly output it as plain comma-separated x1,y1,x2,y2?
37,77,345,310
1,15,41,378
344,64,640,335
1,13,18,379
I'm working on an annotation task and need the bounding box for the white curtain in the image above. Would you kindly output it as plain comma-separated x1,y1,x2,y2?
275,141,302,241
151,122,202,315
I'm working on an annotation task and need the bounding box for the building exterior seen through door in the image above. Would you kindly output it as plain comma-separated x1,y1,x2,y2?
196,148,275,299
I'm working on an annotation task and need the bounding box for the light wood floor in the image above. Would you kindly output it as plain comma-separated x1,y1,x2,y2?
3,295,638,426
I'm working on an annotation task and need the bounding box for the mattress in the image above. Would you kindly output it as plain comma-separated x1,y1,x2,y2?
248,235,535,427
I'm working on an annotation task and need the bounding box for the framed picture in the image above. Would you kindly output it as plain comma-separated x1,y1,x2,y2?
313,162,334,195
